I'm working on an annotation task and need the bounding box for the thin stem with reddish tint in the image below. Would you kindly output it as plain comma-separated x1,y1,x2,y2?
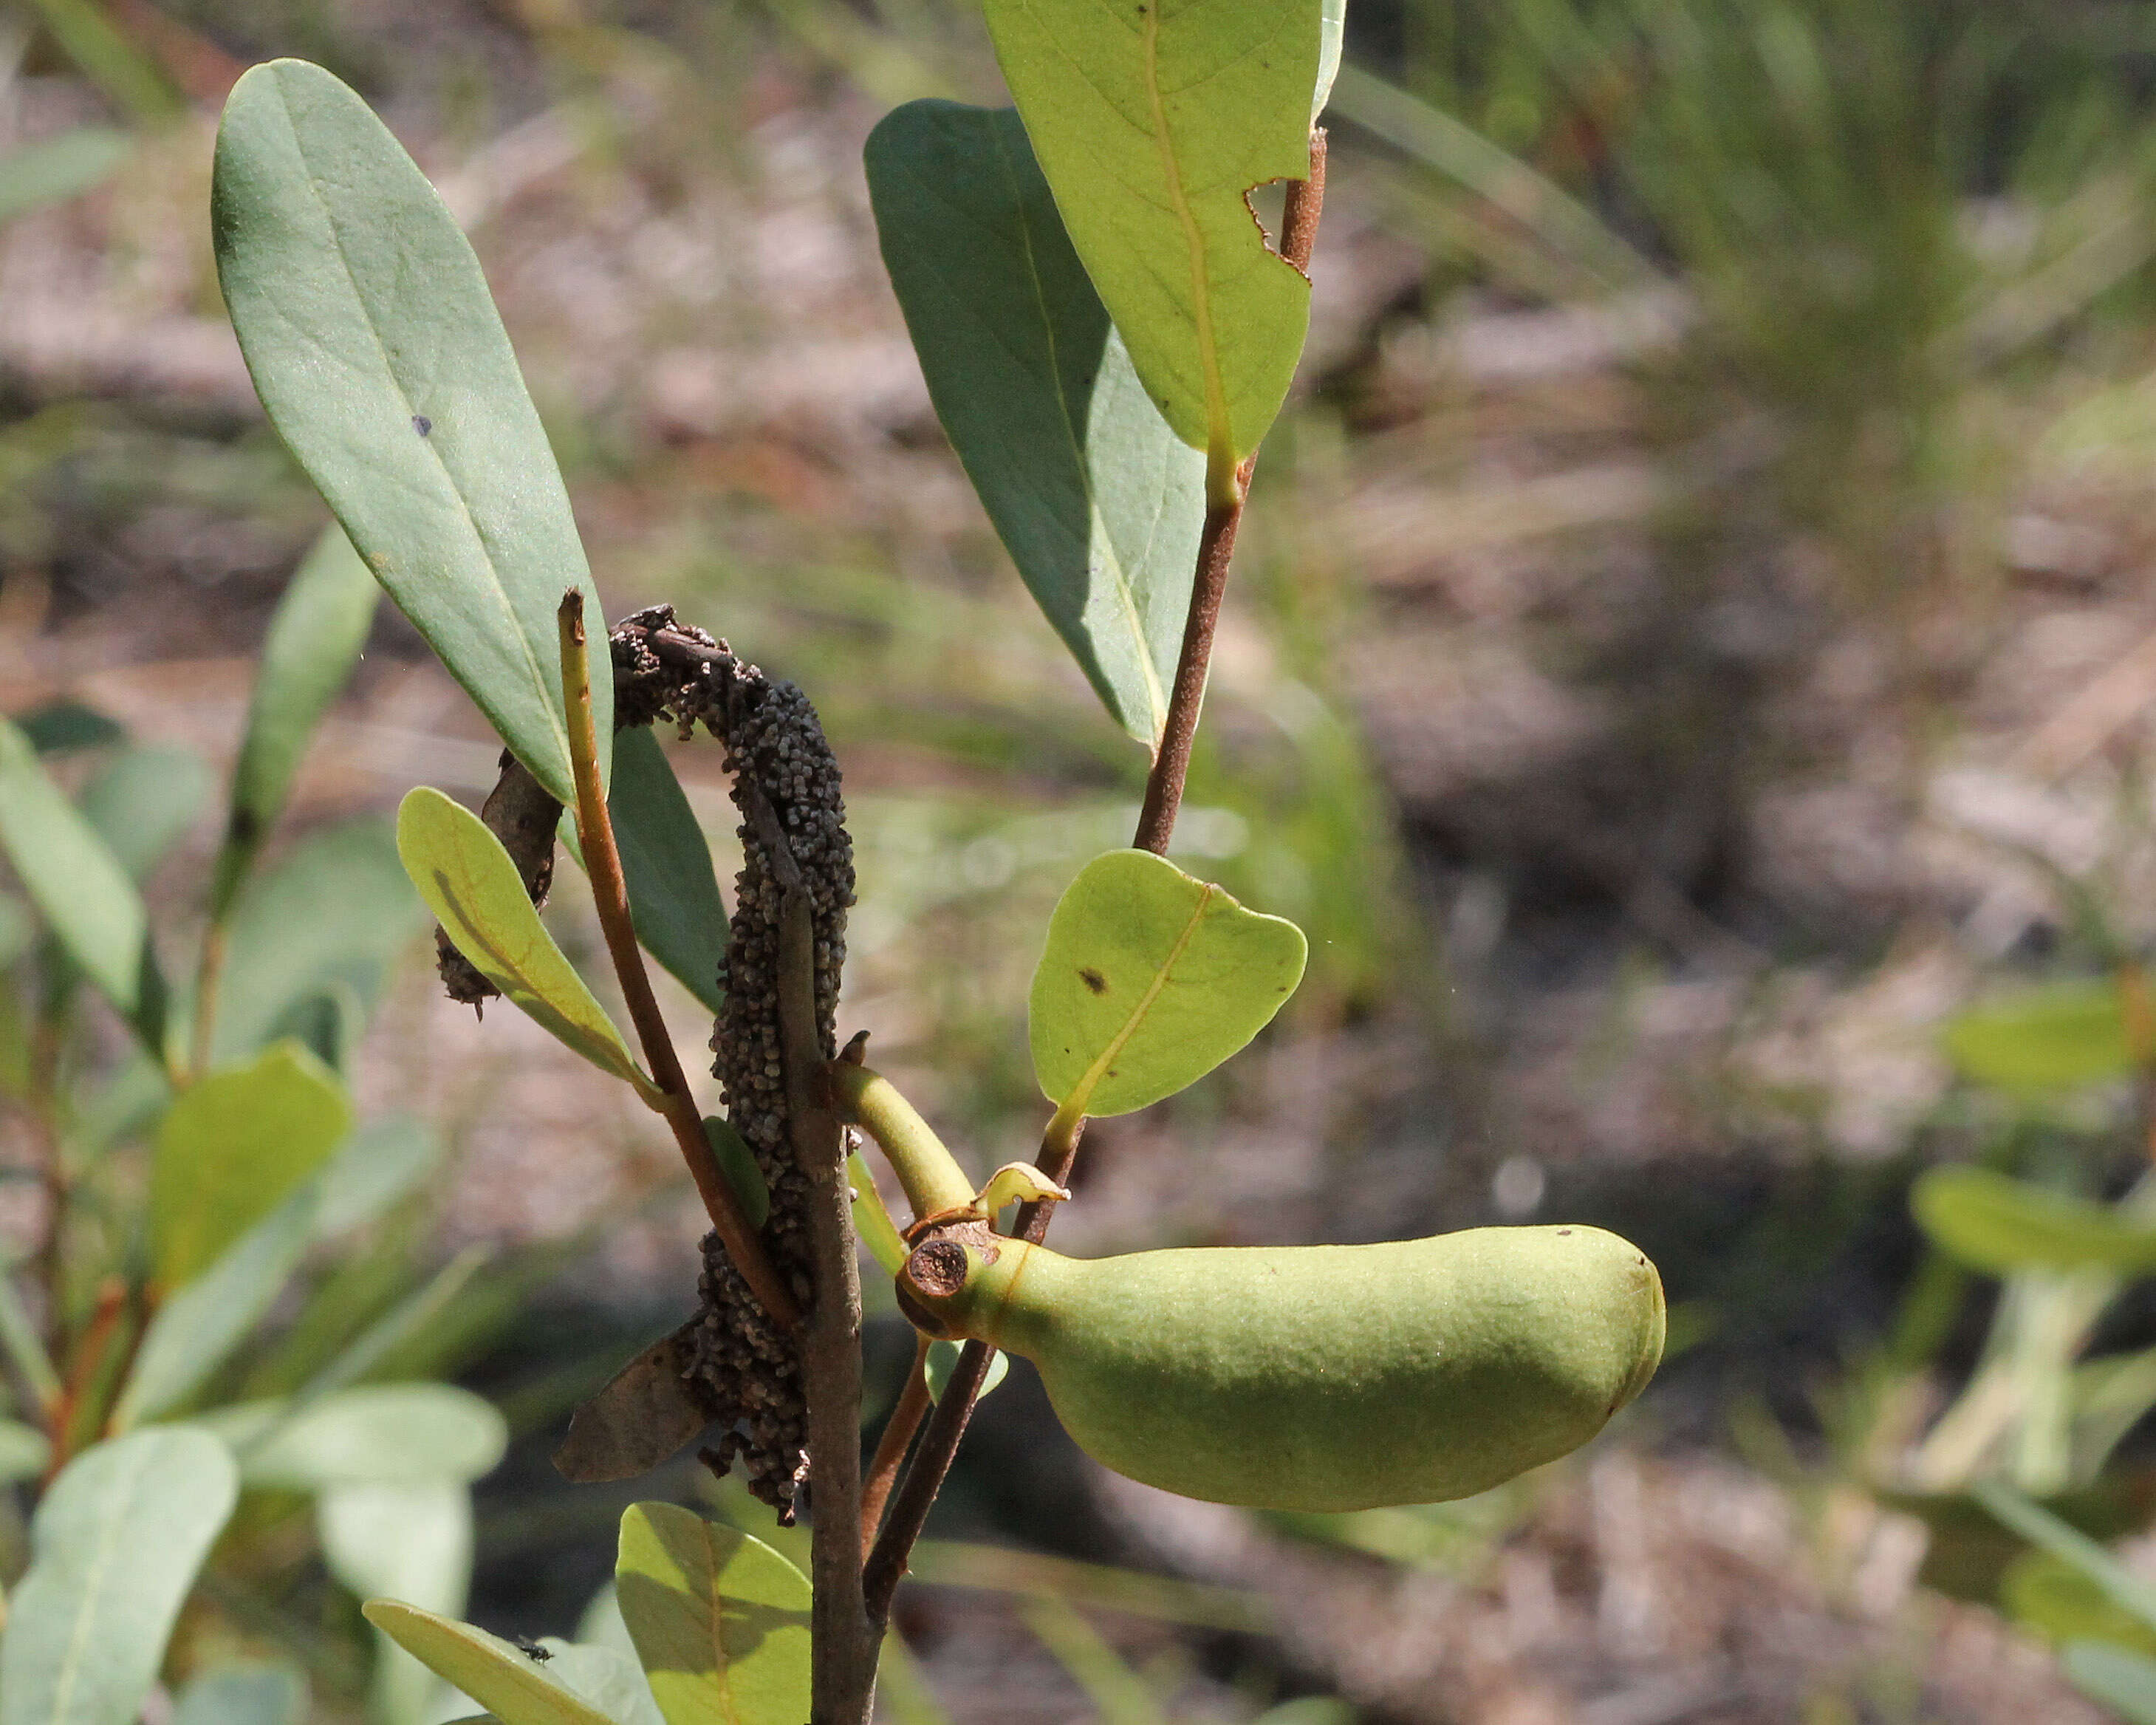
556,592,799,1332
861,1336,932,1559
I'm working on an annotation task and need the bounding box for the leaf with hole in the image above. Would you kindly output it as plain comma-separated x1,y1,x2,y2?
213,58,608,806
982,0,1321,489
615,1501,812,1725
0,1428,238,1725
363,1602,618,1725
866,101,1202,748
397,787,658,1103
609,728,727,1014
1910,1167,2156,1275
1030,849,1305,1117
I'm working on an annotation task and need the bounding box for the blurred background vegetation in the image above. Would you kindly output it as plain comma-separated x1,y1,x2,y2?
18,0,2156,1718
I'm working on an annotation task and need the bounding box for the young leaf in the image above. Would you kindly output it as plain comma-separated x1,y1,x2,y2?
849,1150,908,1276
982,0,1322,494
615,1501,812,1725
213,524,381,915
78,745,213,883
361,1602,617,1725
1910,1167,2156,1275
212,58,609,807
151,1041,353,1291
329,1486,473,1725
0,1429,239,1725
1313,0,1344,120
1030,850,1306,1117
396,788,660,1104
172,1664,309,1725
203,1384,507,1489
0,717,170,1059
610,728,728,1014
1943,980,2135,1093
865,101,1203,749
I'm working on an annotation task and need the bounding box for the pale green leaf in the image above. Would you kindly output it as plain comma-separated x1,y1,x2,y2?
849,1150,907,1277
615,1501,812,1725
0,127,132,226
1030,850,1306,1116
78,746,213,884
361,1602,617,1725
925,1340,1007,1405
151,1041,352,1290
2064,1641,2156,1724
611,729,727,1014
213,524,380,915
866,101,1202,747
314,1114,445,1240
397,788,657,1101
0,1429,238,1725
1974,1481,2156,1629
1943,980,2135,1093
326,1484,473,1725
202,1384,507,1489
535,1642,663,1725
983,0,1321,485
0,1418,50,1482
172,1664,308,1725
213,58,609,807
1911,1167,2156,1274
1312,0,1344,121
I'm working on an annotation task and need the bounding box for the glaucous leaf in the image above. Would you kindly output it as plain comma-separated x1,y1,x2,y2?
78,746,213,884
982,0,1321,488
1313,0,1344,120
397,788,657,1101
204,1384,507,1489
150,1041,352,1291
0,1429,238,1725
361,1602,616,1725
172,1664,308,1725
314,1114,445,1240
325,1483,473,1725
213,58,609,806
535,1642,663,1725
611,728,727,1014
615,1501,812,1725
866,101,1202,748
0,126,131,226
1030,850,1306,1116
1911,1167,2156,1275
213,523,380,915
2064,1641,2156,1724
1943,980,2135,1093
0,1418,49,1482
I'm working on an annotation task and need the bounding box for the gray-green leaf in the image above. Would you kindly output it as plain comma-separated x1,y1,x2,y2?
203,1383,507,1489
172,1664,308,1725
610,728,727,1014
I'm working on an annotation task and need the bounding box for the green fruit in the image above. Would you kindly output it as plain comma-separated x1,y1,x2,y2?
899,1224,1664,1511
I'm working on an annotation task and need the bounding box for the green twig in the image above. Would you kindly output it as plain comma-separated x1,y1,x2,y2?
828,1063,973,1221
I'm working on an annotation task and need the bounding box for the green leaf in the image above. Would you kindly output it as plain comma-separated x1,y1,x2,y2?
0,127,132,227
361,1602,617,1725
314,1115,445,1240
12,700,123,755
982,0,1321,491
0,1418,50,1482
397,788,658,1101
326,1484,473,1725
533,1643,663,1725
615,1501,812,1725
78,746,213,884
203,1384,507,1489
211,817,423,1066
705,1118,769,1232
0,717,169,1059
212,58,609,807
151,1042,353,1290
865,101,1202,748
19,0,177,123
2064,1641,2156,1725
925,1340,1007,1405
1974,1481,2156,1629
1943,980,2135,1093
611,729,727,1014
1030,849,1306,1116
1312,0,1344,120
172,1664,308,1725
849,1150,907,1277
213,524,380,915
1910,1167,2156,1274
0,1429,238,1725
2002,1549,2156,1656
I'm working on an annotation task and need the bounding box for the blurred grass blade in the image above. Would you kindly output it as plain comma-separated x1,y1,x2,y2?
1974,1481,2156,1628
78,745,213,882
327,1486,474,1725
1018,1597,1168,1725
615,1501,812,1725
1911,1167,2156,1274
151,1040,352,1291
213,58,609,806
609,729,727,1014
362,1602,616,1725
213,524,380,916
398,788,659,1102
0,717,171,1063
173,1664,309,1725
982,0,1320,490
866,101,1203,748
21,0,179,123
877,1635,951,1725
2064,1642,2156,1724
0,127,133,226
294,1241,493,1404
0,1429,238,1725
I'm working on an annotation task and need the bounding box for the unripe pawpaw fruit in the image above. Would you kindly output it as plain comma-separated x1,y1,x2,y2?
899,1225,1664,1511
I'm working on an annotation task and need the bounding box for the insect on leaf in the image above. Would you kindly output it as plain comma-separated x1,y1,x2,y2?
363,1602,617,1725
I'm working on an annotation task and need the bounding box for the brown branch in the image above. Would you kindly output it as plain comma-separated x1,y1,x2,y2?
556,593,800,1333
864,127,1329,1622
860,1337,931,1559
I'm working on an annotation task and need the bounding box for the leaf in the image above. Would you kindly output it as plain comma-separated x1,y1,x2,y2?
849,1150,908,1277
11,700,123,755
1910,1167,2156,1274
2064,1641,2156,1725
615,1501,812,1725
865,101,1203,748
326,1484,473,1725
1974,1481,2156,1629
705,1118,769,1231
925,1340,1007,1405
150,1042,353,1291
77,746,213,884
0,126,132,227
116,1180,323,1426
2002,1549,2156,1656
1029,849,1306,1116
361,1602,617,1725
212,58,609,807
534,1643,663,1725
172,1664,308,1725
0,717,169,1059
397,788,658,1102
1943,980,2135,1093
0,1418,50,1482
0,1429,238,1725
20,0,177,123
1312,0,1344,121
314,1114,446,1240
203,1384,507,1489
982,0,1321,489
610,729,727,1014
554,1322,711,1486
211,817,425,1068
213,524,380,915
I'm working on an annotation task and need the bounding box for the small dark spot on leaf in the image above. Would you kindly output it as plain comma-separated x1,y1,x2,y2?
1080,966,1107,995
412,414,432,437
1557,1228,1572,1236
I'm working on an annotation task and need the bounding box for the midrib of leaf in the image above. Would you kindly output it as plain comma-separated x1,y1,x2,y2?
690,1523,742,1724
1065,884,1216,1115
993,128,1168,745
47,1441,148,1723
273,79,570,782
